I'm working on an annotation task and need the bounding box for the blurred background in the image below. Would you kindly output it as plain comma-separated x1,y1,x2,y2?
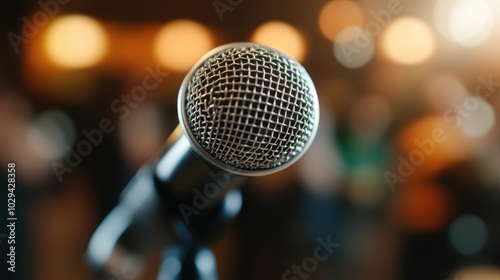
1,0,500,279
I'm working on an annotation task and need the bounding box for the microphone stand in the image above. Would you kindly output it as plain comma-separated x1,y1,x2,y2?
156,189,243,280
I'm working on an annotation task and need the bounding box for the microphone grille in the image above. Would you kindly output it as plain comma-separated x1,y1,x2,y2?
181,44,319,175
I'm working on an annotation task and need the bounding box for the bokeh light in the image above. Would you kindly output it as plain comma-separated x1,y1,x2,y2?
449,215,488,256
334,27,374,69
423,73,468,112
459,97,495,138
251,21,307,62
435,0,494,47
449,0,494,47
319,0,364,41
26,110,76,160
396,115,469,179
450,266,500,280
396,184,453,232
154,20,214,72
44,15,108,69
381,17,435,65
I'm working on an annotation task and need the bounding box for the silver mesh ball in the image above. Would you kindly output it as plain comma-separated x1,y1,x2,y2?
183,44,318,172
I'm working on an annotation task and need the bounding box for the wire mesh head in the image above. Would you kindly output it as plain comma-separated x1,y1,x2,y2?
179,43,319,175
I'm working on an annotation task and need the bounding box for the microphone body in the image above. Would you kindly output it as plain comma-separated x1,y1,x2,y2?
86,42,320,278
86,126,246,275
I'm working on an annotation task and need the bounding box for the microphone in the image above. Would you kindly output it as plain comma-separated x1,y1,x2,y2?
86,43,320,277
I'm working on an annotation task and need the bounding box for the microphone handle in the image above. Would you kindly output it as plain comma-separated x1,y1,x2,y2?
86,125,247,277
153,125,248,241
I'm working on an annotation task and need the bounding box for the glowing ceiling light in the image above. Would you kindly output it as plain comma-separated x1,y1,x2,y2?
45,15,108,69
381,17,435,65
434,0,495,47
449,0,494,47
251,21,307,62
154,20,214,72
319,0,364,41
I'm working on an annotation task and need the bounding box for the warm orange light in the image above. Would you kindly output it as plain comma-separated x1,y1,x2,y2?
381,17,435,65
451,266,500,280
396,115,469,179
44,15,108,69
154,20,214,72
319,1,364,41
251,21,307,62
396,184,453,232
